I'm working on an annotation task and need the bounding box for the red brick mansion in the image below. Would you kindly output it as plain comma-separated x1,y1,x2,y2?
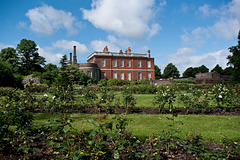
70,46,155,82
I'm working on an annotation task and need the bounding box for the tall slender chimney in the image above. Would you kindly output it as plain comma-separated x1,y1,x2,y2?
148,50,150,58
70,52,72,65
73,46,77,65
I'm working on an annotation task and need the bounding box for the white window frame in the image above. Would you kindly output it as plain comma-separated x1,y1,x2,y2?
127,72,131,80
121,72,124,80
127,60,130,67
148,61,151,68
148,73,151,79
138,72,142,80
113,60,117,67
102,59,105,67
120,60,124,67
138,60,141,67
87,71,92,77
113,72,117,79
102,72,106,79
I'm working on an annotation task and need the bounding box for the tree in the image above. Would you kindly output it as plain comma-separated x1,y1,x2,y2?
211,64,223,74
60,54,68,70
223,66,233,75
0,47,19,72
227,30,240,82
183,67,196,78
35,63,59,86
162,63,180,78
16,39,45,75
197,65,209,73
154,65,161,79
0,60,15,87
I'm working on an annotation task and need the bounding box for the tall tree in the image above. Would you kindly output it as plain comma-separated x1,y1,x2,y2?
60,54,68,70
0,47,19,72
16,39,45,75
183,67,196,78
227,30,240,82
0,60,15,87
154,65,161,79
197,65,209,73
162,63,180,78
223,66,233,75
211,64,223,74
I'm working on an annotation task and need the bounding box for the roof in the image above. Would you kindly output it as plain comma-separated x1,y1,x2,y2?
87,51,148,61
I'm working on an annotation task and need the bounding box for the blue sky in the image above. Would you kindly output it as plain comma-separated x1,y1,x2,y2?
0,0,239,75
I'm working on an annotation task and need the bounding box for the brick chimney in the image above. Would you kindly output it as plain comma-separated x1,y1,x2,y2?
148,50,150,58
103,46,108,52
119,49,123,54
73,46,77,65
70,52,72,65
126,47,131,54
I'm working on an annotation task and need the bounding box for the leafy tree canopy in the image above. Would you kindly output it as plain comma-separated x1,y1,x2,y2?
16,39,46,75
228,30,240,82
162,63,180,78
197,65,209,73
211,64,223,74
0,47,19,72
154,65,161,79
183,67,196,78
0,60,15,87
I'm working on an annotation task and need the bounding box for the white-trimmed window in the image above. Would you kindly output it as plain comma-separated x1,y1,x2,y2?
148,73,151,79
102,59,105,67
102,72,106,79
120,60,124,67
113,60,117,67
127,72,131,80
113,72,117,79
127,60,130,67
138,60,141,67
148,61,151,68
138,72,142,80
121,72,124,80
87,71,92,77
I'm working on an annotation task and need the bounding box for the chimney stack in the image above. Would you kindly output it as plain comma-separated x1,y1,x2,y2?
103,46,108,52
73,46,77,65
126,47,131,54
70,52,72,65
148,50,150,58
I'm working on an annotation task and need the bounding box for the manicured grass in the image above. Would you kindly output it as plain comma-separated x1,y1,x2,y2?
33,113,240,142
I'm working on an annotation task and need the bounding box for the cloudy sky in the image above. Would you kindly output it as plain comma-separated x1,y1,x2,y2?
1,0,239,75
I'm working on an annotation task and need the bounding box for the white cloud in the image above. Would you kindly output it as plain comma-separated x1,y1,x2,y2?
90,35,133,52
182,0,240,45
53,40,89,55
38,46,63,64
0,43,15,50
26,4,79,36
81,0,162,40
168,48,230,75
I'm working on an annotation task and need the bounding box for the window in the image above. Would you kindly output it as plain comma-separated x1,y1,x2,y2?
127,72,131,80
121,72,124,80
138,72,142,80
138,60,141,67
148,73,151,79
102,72,106,79
148,61,151,68
127,60,130,67
113,60,117,67
120,60,124,67
113,72,117,79
102,59,105,67
87,71,92,77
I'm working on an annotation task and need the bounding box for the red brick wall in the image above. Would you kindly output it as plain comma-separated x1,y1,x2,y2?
88,55,155,81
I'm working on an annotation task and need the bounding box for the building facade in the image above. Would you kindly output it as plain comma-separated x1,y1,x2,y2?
69,46,155,81
87,46,155,81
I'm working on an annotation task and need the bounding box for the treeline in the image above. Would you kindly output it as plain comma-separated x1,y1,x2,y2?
0,39,93,88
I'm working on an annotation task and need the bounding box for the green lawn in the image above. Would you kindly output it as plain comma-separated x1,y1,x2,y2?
33,113,240,142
